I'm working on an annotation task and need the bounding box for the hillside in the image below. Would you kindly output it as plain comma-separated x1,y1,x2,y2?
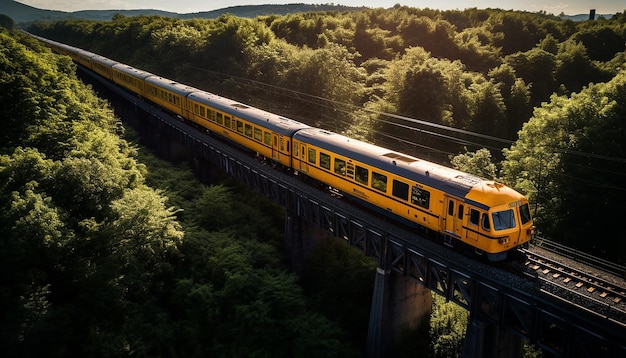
2,0,363,24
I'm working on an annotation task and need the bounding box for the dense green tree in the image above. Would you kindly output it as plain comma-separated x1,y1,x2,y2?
466,79,507,137
573,25,626,62
503,70,626,260
450,148,498,179
504,48,557,105
302,238,377,352
397,16,458,59
487,12,547,55
455,26,501,72
382,47,453,122
281,43,365,130
555,39,606,93
488,64,533,137
429,295,468,358
538,33,559,54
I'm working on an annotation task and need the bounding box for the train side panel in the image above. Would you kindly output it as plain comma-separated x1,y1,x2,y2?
187,91,309,168
293,129,446,231
111,64,153,96
143,76,195,117
90,55,118,81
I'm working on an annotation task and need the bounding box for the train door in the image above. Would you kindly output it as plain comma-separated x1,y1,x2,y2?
298,143,308,173
444,196,463,240
272,134,280,161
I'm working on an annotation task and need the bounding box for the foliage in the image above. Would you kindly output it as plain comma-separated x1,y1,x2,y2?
429,295,468,358
502,70,626,261
302,238,377,351
26,7,626,149
450,148,498,179
0,29,357,357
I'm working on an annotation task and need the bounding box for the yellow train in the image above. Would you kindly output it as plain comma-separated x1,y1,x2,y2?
32,34,534,261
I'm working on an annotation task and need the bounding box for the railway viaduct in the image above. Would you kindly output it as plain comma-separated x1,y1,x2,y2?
80,67,626,358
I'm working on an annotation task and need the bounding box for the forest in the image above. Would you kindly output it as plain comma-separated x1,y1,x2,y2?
1,5,625,356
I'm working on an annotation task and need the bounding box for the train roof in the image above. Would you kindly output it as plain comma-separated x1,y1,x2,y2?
294,128,497,202
188,90,311,136
112,63,154,79
91,54,119,67
145,76,197,97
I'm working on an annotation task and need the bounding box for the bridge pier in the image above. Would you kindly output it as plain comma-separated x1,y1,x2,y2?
462,315,522,357
367,267,432,357
283,211,331,273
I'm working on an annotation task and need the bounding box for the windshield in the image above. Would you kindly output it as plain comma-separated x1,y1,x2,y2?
519,203,531,225
492,209,516,231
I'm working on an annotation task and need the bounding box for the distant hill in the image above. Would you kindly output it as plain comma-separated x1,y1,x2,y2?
1,1,364,24
1,0,616,24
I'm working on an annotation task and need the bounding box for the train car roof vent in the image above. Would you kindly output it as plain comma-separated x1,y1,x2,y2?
449,174,482,189
232,103,249,109
383,152,418,163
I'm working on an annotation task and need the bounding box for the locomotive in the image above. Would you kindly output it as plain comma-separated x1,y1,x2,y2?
32,34,534,261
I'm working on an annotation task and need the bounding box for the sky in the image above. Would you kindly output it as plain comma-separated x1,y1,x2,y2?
14,0,626,16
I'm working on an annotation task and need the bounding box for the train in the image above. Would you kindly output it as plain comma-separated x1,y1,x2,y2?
31,33,535,262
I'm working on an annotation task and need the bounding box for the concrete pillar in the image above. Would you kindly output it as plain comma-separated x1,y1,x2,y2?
462,317,522,358
367,268,432,357
283,211,329,273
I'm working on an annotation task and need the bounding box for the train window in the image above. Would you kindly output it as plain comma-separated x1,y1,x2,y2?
308,148,317,164
245,124,252,137
194,104,200,115
320,153,331,170
334,158,346,176
411,187,430,209
458,204,464,220
469,209,479,225
392,180,409,200
372,172,387,193
481,213,491,231
254,128,262,141
355,166,368,185
280,137,284,151
236,120,243,133
492,209,516,230
213,111,221,124
519,203,531,225
200,106,206,118
264,132,271,145
294,143,299,157
448,201,454,215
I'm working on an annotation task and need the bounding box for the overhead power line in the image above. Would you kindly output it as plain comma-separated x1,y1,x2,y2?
183,64,626,164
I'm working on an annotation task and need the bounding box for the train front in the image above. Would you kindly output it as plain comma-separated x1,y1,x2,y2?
467,182,535,261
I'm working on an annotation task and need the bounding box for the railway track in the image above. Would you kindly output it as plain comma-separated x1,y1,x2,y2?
532,236,626,278
521,248,626,325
